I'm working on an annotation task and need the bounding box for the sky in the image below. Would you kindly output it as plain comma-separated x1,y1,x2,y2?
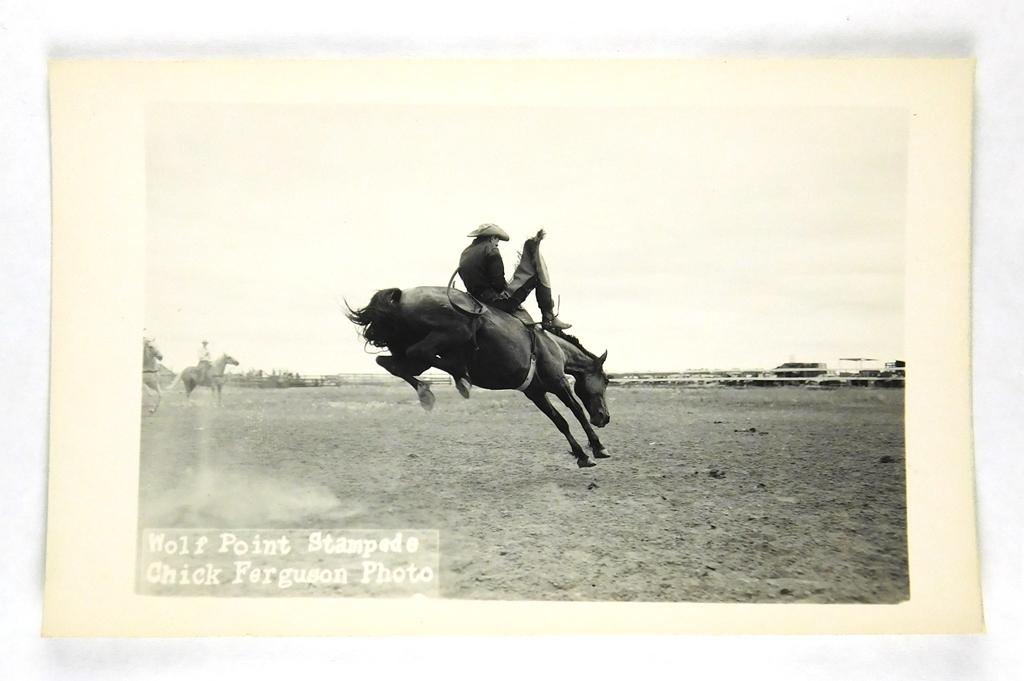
145,103,906,375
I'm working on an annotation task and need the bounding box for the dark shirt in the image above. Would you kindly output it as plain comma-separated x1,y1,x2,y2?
458,240,506,302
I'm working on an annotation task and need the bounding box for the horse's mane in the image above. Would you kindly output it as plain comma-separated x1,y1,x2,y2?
346,288,411,349
548,328,598,361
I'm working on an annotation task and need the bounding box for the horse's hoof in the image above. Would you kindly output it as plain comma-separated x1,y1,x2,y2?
576,457,596,468
593,448,611,459
416,385,436,411
455,377,472,399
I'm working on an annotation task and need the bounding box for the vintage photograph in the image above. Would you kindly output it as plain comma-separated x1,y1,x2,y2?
137,100,908,602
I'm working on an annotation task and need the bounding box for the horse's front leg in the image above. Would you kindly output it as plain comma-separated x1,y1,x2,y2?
377,354,435,410
215,383,223,406
552,383,610,459
142,378,160,414
407,331,474,400
524,388,594,468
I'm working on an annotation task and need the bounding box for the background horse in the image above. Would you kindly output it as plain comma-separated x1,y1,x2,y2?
142,338,164,414
348,286,611,467
170,353,240,406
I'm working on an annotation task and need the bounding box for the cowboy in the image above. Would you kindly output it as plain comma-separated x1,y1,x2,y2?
197,339,212,382
458,224,572,331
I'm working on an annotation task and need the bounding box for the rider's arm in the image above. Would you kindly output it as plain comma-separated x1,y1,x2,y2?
485,245,505,290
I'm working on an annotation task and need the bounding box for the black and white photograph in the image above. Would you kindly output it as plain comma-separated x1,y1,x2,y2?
136,93,910,602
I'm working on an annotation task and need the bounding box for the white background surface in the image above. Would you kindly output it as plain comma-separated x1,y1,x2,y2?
1,1,1020,679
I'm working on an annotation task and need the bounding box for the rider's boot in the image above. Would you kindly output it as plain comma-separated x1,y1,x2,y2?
537,284,572,331
524,229,546,253
542,312,572,331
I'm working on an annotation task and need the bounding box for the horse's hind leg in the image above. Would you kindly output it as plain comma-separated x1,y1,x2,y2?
436,344,474,398
406,331,474,399
377,355,435,410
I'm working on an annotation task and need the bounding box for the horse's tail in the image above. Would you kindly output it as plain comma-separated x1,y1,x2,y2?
446,269,485,319
345,288,409,349
168,371,183,389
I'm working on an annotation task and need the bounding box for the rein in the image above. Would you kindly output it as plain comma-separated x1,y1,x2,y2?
206,356,235,378
446,269,485,317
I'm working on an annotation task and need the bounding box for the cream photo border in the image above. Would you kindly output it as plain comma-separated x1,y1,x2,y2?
43,58,979,636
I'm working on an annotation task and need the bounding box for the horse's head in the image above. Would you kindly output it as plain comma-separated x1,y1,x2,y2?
144,339,163,361
222,354,240,367
573,350,610,428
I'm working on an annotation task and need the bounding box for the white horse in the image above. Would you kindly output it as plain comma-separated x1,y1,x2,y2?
142,338,164,414
169,353,240,406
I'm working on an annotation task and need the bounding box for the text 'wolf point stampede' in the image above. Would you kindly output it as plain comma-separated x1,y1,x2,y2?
138,529,439,596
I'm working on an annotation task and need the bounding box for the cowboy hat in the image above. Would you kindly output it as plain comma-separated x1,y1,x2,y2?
466,223,509,241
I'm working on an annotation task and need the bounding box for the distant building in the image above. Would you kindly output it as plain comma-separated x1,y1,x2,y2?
884,360,906,376
876,359,906,381
771,362,828,378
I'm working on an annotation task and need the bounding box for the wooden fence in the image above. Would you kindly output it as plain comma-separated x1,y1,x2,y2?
607,372,905,388
222,372,452,388
211,370,904,389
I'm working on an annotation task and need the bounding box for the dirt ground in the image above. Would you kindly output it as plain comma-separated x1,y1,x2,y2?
138,382,908,603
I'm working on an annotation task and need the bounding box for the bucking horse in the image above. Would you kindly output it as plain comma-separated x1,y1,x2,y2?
347,286,611,468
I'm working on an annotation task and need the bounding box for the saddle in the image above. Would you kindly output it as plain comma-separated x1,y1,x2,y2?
197,361,212,382
508,307,538,327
